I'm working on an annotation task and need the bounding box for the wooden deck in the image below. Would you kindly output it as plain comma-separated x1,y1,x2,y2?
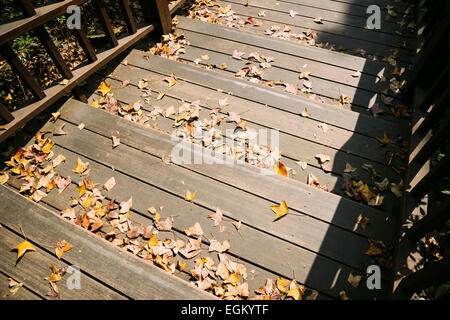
0,0,416,300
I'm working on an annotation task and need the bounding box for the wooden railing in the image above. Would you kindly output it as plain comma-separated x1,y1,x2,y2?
0,0,185,143
391,0,450,299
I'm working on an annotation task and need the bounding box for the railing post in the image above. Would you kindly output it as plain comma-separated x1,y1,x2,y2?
140,0,172,35
0,102,14,123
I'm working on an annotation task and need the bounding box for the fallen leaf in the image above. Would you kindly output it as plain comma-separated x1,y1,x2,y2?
377,133,390,145
347,272,362,288
11,241,35,261
185,222,204,237
103,177,116,191
208,208,223,226
232,221,242,230
185,190,196,201
270,200,289,222
274,161,288,177
72,158,89,174
287,279,303,300
112,136,120,148
0,171,9,185
97,81,111,96
55,240,72,259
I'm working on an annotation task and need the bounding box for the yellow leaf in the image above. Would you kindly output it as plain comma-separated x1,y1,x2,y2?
377,133,390,145
365,239,385,256
270,200,289,221
47,264,62,282
287,279,303,300
76,183,87,198
274,161,288,177
12,241,35,261
148,234,158,247
224,273,240,286
0,171,9,185
276,277,291,294
185,190,196,201
347,272,362,288
97,81,111,96
55,240,72,259
51,112,61,122
72,158,89,174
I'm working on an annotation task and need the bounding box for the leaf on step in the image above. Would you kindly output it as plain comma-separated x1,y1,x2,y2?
274,161,288,177
301,108,311,117
208,208,223,226
97,81,111,96
155,216,173,231
315,153,331,164
72,158,89,174
344,163,357,173
356,214,370,230
287,279,303,300
112,136,120,148
0,171,9,185
314,17,323,24
377,133,390,146
185,190,196,201
289,10,298,17
164,73,177,88
271,200,289,222
208,239,230,253
185,222,204,237
11,240,35,261
55,240,72,259
103,177,116,191
53,123,67,136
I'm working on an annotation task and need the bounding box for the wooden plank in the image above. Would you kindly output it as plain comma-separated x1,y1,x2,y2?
221,0,413,50
125,50,408,139
169,0,187,14
0,23,155,144
0,43,45,100
0,272,42,300
0,223,126,300
5,142,333,299
177,35,387,111
55,99,396,243
0,184,214,300
104,65,401,162
25,124,389,299
177,16,398,77
411,155,450,200
178,28,389,96
0,0,89,45
276,0,410,22
95,72,404,209
226,0,409,37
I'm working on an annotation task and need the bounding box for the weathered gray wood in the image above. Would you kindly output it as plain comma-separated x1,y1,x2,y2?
0,272,42,300
102,69,401,171
26,120,389,299
0,184,214,300
0,224,126,300
125,50,408,139
5,144,333,299
177,16,398,77
177,36,387,112
226,0,410,37
178,28,389,96
221,0,413,51
92,73,403,210
55,99,395,243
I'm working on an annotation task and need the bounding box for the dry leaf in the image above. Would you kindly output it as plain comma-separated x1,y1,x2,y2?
11,241,35,261
274,161,288,177
55,240,72,259
185,222,204,237
347,272,362,288
97,81,111,96
208,208,223,226
270,200,289,222
72,158,89,174
112,136,120,148
185,190,196,201
103,177,116,191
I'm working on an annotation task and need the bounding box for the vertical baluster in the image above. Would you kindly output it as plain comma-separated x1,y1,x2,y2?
140,0,172,35
0,102,14,123
93,0,118,47
18,0,73,79
71,85,88,103
72,26,98,63
0,43,45,100
120,0,137,34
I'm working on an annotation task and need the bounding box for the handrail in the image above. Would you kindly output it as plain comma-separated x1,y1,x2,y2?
0,0,185,142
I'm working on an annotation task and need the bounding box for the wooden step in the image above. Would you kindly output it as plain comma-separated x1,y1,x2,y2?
0,184,213,300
